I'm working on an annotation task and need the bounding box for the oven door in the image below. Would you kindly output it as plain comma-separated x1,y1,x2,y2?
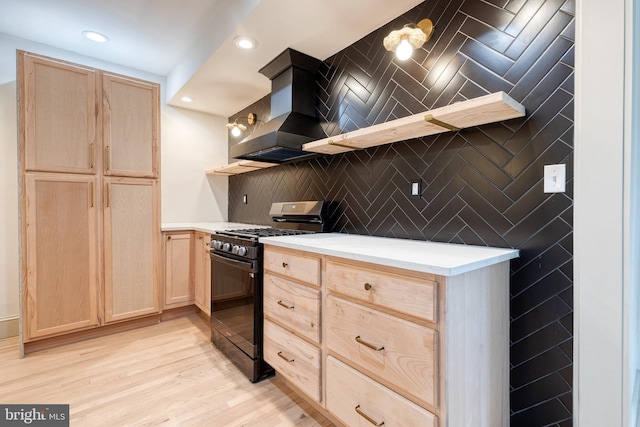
210,250,258,358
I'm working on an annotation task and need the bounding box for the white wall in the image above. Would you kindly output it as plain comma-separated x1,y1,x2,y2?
161,105,228,222
574,0,638,425
0,80,18,335
0,34,229,335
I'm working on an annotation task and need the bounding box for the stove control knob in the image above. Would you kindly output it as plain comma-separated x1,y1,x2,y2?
222,242,231,252
237,246,248,256
231,245,239,255
214,240,223,250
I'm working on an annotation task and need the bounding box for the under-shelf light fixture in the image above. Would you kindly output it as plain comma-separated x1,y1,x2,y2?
383,19,434,61
226,113,258,138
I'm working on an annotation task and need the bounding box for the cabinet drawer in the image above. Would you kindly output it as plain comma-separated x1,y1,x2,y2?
264,247,320,286
326,295,438,408
326,258,438,323
263,320,322,402
264,273,321,343
327,356,437,427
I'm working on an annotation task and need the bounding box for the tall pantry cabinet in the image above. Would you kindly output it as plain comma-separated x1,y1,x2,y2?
18,51,161,351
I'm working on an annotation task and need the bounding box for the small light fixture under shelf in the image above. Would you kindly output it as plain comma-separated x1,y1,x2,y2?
226,113,258,138
383,19,434,61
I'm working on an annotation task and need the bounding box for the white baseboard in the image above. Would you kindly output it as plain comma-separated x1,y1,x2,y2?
0,316,19,339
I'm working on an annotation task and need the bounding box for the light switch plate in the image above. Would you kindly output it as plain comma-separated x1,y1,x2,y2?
411,180,421,197
544,164,566,193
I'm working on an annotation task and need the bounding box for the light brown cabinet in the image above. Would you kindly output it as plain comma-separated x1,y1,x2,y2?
102,73,159,178
104,178,161,322
21,54,97,174
19,51,161,348
262,245,510,427
193,232,211,315
262,247,323,404
163,232,195,308
23,173,100,339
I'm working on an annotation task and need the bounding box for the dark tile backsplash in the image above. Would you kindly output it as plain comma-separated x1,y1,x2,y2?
229,0,574,424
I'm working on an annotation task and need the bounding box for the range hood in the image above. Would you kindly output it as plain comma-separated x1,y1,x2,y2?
229,49,326,163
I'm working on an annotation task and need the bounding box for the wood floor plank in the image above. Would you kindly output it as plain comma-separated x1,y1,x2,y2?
0,314,334,427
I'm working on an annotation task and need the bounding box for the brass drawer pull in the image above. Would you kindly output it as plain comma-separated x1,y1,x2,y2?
355,405,384,426
277,300,294,310
277,351,294,363
282,262,288,268
364,282,372,290
355,336,384,351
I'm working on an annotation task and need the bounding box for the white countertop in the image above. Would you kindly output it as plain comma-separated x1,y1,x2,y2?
260,233,519,276
161,222,267,234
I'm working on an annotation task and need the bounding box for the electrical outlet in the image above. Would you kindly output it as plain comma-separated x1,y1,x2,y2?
243,194,248,204
411,180,421,197
544,164,566,193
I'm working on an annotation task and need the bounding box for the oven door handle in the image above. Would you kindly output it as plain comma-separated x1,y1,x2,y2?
210,251,256,272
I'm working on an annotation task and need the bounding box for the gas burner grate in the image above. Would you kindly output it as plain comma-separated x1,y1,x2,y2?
219,228,315,239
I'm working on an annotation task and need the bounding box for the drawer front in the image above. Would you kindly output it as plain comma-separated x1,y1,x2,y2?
327,356,437,427
326,259,438,323
263,319,322,402
264,247,321,286
326,295,438,408
264,273,321,343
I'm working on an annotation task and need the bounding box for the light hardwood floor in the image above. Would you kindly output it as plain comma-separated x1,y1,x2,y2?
0,314,334,427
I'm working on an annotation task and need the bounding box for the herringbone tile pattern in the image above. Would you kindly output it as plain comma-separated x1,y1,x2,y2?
229,0,574,425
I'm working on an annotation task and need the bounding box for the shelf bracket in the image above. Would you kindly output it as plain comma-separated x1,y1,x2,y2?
328,139,360,150
424,114,460,132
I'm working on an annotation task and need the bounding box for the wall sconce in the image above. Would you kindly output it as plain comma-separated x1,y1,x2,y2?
383,19,434,61
226,113,257,138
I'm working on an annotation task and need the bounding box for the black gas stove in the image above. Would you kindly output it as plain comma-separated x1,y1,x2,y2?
210,201,326,382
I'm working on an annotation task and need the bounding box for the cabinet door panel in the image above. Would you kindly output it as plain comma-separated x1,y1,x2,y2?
21,53,96,173
263,320,322,402
326,356,437,427
103,178,161,322
103,73,159,178
264,273,321,343
194,232,211,315
24,174,99,340
164,233,194,307
326,294,438,409
263,247,320,286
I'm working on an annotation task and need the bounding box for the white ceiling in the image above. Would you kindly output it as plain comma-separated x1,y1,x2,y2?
0,0,423,117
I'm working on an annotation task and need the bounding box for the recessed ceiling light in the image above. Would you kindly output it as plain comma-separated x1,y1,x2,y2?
234,36,257,50
82,30,109,43
181,96,193,103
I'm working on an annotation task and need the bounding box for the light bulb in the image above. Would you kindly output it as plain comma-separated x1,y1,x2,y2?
395,38,413,61
231,125,242,138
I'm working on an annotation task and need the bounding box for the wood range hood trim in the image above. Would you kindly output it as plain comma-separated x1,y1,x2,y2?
207,91,525,176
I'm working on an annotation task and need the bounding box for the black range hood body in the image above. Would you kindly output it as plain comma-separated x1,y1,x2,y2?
230,49,326,163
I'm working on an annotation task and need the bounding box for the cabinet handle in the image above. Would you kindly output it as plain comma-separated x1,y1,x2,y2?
355,335,384,352
364,282,372,290
277,300,294,310
355,405,384,426
89,143,95,169
282,262,288,268
277,351,294,363
105,183,111,208
105,145,111,171
89,181,94,208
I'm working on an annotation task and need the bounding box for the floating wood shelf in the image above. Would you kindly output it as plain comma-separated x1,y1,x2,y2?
206,160,278,176
302,91,525,155
207,92,525,175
